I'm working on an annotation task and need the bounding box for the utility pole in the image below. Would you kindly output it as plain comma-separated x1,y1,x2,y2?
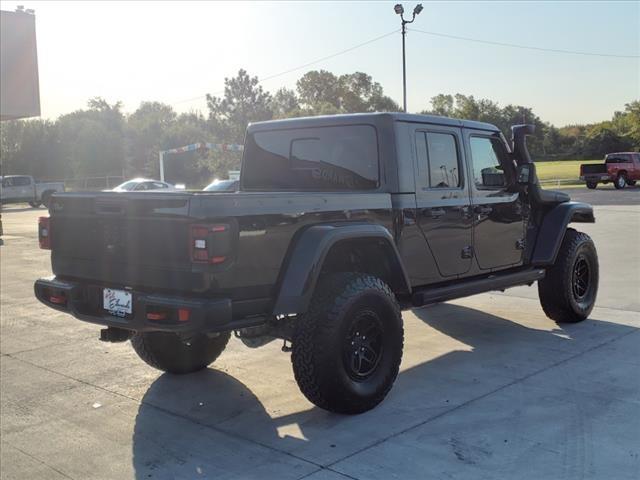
394,4,423,112
159,151,165,182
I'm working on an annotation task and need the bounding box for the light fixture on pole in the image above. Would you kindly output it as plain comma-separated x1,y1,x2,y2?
394,4,423,112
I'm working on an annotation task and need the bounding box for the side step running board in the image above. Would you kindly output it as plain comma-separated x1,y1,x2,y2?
412,268,546,307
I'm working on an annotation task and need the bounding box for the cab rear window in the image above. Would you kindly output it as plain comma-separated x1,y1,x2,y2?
241,125,379,191
606,155,630,163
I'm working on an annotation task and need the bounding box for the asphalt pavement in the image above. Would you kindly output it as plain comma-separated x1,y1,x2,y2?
1,187,638,480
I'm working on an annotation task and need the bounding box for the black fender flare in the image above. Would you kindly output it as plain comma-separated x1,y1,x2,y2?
272,223,411,316
531,202,595,266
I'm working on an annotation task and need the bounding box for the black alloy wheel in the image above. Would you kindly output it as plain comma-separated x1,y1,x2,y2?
292,273,404,414
538,228,598,323
572,255,590,301
343,309,384,380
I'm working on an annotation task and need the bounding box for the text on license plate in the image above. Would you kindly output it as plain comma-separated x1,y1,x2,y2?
103,288,132,317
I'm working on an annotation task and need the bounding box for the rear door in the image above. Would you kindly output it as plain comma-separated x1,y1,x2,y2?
413,125,473,277
16,176,34,199
463,129,525,270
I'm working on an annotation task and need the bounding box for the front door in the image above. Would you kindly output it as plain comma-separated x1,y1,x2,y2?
414,125,473,278
464,130,526,270
1,176,30,202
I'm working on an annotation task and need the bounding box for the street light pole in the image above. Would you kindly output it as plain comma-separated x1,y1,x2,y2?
395,4,423,113
401,20,407,113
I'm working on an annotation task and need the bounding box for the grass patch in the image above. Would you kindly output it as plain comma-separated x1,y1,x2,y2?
535,159,600,182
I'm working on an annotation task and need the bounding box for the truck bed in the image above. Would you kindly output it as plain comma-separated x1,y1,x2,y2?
49,191,394,308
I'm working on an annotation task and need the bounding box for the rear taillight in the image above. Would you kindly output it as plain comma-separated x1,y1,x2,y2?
49,294,66,305
38,216,51,250
190,224,230,264
146,307,191,323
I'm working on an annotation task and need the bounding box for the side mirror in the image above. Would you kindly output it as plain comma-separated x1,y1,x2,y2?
516,163,535,185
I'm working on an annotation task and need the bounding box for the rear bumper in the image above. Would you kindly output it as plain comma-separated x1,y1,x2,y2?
34,277,243,333
580,174,610,182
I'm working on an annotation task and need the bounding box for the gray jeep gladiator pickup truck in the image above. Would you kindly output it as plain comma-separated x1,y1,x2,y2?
35,113,598,414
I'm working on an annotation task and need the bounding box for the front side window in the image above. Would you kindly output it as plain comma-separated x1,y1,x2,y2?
469,136,509,189
13,176,31,186
242,125,379,191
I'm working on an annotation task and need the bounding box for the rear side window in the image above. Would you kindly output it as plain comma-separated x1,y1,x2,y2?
425,132,461,188
116,181,137,191
242,125,379,191
415,132,462,188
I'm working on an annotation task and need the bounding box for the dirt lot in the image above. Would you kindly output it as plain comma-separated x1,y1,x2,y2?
1,188,639,480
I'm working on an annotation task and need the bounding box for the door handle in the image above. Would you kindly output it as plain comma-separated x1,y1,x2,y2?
475,206,493,215
460,206,473,219
430,208,445,218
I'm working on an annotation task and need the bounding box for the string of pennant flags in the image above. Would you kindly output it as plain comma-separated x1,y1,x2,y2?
161,142,244,155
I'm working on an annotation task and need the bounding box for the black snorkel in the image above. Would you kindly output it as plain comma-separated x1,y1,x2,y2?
511,124,536,165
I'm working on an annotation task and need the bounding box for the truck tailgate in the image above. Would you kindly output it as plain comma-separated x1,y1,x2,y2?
581,164,607,175
50,192,202,292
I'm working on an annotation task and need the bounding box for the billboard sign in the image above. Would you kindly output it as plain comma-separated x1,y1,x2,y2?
1,9,41,120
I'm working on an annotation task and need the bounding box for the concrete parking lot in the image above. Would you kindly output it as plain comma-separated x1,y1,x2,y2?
1,187,639,480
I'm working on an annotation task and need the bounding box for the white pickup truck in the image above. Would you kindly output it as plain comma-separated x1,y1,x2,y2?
1,175,65,208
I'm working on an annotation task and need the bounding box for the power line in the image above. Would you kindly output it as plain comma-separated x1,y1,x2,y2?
173,29,399,105
409,28,640,59
173,26,637,107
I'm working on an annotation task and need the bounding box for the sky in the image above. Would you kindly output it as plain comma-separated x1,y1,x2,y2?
2,0,639,126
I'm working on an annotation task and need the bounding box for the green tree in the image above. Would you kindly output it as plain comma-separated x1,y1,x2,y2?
338,72,399,112
162,112,211,186
429,94,454,116
0,119,66,179
126,101,177,176
57,98,125,178
271,87,299,118
296,70,342,110
422,94,547,156
205,69,272,178
295,70,398,113
584,123,632,157
206,69,273,143
612,100,640,147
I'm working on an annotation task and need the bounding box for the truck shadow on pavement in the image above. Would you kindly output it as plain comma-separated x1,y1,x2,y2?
131,303,637,478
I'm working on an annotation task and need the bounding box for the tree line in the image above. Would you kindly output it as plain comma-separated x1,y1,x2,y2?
1,68,638,187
